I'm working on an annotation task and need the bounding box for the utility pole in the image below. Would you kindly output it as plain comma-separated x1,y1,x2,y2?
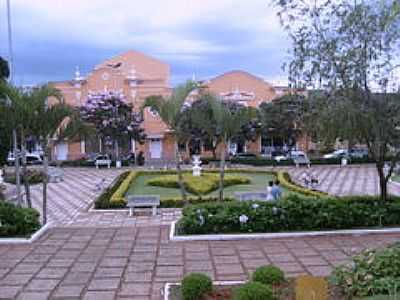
6,0,14,83
6,0,21,205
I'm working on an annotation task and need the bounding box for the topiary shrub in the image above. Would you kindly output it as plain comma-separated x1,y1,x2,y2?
181,273,213,300
0,201,40,237
147,173,250,195
233,281,274,300
4,168,44,185
252,265,285,285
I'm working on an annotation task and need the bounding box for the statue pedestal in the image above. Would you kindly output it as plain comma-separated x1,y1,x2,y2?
192,155,202,177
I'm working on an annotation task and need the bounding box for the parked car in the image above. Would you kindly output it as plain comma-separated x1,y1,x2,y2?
232,153,257,159
349,148,369,158
92,154,112,168
273,154,290,162
7,152,43,166
323,149,349,159
291,151,311,166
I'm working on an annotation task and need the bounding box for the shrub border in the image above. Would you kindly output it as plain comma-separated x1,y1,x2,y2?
169,220,400,241
0,222,51,244
163,281,244,300
95,169,326,209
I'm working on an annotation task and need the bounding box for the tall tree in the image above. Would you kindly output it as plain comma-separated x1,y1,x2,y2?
182,94,260,159
205,95,254,201
274,0,400,201
28,85,73,224
79,91,145,161
258,94,303,151
0,57,9,82
143,81,197,204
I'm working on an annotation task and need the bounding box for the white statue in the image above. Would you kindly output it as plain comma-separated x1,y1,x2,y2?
192,155,202,177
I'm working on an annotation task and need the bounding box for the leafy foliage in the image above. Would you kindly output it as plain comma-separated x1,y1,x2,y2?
146,173,251,195
258,94,304,148
331,243,400,297
233,281,274,300
177,194,400,235
4,168,44,185
181,273,213,300
273,0,400,201
252,265,285,286
0,57,9,82
0,201,40,237
80,91,145,158
94,171,130,209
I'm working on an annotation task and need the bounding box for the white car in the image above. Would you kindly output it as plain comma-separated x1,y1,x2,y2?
323,149,348,159
291,151,311,166
94,155,112,168
273,155,289,162
7,152,43,165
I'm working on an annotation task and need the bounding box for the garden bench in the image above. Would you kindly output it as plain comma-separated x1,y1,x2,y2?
127,195,160,216
234,191,271,202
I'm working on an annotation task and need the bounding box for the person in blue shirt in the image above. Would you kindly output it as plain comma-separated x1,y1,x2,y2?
271,180,282,200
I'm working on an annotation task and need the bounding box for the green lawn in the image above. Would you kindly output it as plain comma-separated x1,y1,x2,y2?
391,175,400,183
126,172,291,200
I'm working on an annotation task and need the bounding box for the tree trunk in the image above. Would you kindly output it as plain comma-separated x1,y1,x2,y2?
13,129,22,206
21,130,32,208
376,163,388,202
218,140,226,202
176,149,188,205
42,148,49,225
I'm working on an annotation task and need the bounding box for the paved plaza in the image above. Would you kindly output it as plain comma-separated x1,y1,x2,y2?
0,165,399,299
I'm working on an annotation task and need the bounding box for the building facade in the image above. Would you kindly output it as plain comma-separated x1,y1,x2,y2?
51,51,304,162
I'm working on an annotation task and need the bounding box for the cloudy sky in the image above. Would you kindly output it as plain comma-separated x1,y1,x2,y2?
0,0,291,86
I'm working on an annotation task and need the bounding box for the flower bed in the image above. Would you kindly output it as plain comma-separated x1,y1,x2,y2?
94,169,327,209
147,173,251,195
176,195,400,235
166,266,340,300
331,242,400,297
0,201,41,237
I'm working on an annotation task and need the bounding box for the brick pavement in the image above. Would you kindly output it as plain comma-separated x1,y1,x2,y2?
0,226,399,299
1,165,400,299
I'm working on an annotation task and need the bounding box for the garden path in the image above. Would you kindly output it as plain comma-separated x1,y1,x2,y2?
0,226,399,299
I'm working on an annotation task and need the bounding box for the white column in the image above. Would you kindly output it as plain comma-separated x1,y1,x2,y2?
99,137,103,153
131,138,136,153
80,139,86,154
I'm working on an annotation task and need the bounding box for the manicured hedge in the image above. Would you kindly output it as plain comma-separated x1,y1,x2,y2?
94,171,130,209
176,194,400,235
4,169,44,185
0,201,41,237
94,169,326,209
277,171,327,197
147,173,250,195
53,159,131,167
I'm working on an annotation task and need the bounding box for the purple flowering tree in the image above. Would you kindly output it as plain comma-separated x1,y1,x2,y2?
80,91,145,160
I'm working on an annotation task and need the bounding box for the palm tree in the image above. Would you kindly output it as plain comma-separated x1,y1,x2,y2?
143,81,197,204
28,85,73,224
0,81,33,207
206,95,254,201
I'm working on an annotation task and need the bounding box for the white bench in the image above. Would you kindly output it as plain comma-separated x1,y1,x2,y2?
234,191,271,202
127,195,160,216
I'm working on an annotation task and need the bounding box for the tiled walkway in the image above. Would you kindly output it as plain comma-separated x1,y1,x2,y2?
0,226,399,299
1,165,400,299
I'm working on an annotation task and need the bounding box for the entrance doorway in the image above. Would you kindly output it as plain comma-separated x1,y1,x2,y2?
149,139,162,159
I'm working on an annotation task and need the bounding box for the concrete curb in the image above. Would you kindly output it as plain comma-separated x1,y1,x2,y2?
169,220,400,241
163,281,244,300
0,222,52,244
